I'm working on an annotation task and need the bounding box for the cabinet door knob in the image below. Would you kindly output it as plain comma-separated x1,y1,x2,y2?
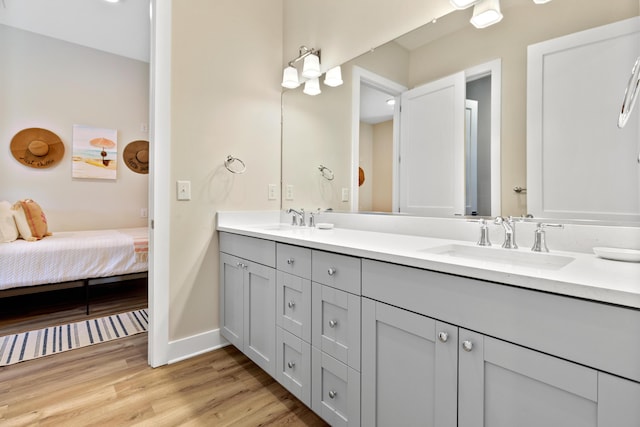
328,390,337,399
462,340,473,352
287,300,296,309
327,267,336,276
329,319,338,328
236,262,246,269
438,331,449,343
287,361,295,369
287,258,295,265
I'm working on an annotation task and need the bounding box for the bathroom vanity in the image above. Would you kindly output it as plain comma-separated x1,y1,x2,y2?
217,212,640,427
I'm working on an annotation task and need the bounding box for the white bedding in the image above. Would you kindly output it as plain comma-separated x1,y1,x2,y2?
0,227,148,291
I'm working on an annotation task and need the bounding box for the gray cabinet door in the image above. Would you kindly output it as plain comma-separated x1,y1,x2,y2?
243,261,276,376
361,298,457,427
459,329,599,427
219,253,245,350
598,372,640,427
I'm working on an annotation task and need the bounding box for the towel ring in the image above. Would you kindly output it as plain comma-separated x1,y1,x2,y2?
224,155,246,174
318,164,334,181
618,55,640,129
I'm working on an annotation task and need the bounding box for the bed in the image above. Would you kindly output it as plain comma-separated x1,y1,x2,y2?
0,227,148,313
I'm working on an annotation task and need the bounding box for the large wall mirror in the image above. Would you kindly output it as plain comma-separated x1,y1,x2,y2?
281,0,639,224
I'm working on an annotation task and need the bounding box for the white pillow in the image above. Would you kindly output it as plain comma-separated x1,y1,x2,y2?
0,200,19,243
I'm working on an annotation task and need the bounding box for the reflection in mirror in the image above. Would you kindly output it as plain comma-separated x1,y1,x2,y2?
281,0,639,223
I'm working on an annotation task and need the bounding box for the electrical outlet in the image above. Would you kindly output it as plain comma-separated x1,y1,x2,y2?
177,180,191,201
341,187,349,202
285,185,294,201
268,184,277,200
140,208,148,218
140,122,149,133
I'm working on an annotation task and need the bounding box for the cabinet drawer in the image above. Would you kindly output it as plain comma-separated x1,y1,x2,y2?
276,271,311,342
219,232,275,268
312,347,361,427
276,327,311,407
277,243,311,279
312,250,361,295
312,283,361,371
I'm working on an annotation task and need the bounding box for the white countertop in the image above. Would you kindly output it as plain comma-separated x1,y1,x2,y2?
217,214,640,310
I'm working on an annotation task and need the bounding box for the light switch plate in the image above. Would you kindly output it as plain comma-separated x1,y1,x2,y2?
177,180,191,201
285,185,294,201
341,187,349,202
268,184,277,200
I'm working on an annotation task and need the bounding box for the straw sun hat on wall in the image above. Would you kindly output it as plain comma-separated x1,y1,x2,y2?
10,128,65,169
123,139,149,174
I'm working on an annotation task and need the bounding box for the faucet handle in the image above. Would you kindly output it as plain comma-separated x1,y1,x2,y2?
468,218,492,246
309,208,320,227
531,222,564,252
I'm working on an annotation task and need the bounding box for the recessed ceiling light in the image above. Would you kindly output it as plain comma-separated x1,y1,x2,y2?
386,98,396,106
104,0,120,3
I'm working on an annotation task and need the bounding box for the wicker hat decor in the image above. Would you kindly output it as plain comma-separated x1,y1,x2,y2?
10,128,65,169
123,140,149,174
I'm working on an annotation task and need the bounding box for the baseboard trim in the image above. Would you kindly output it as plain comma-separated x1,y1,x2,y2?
167,328,230,364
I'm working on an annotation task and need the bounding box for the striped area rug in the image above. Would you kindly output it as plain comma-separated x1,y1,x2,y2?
0,308,148,366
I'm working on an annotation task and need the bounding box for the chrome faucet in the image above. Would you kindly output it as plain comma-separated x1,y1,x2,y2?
494,216,521,249
531,223,564,252
286,208,305,226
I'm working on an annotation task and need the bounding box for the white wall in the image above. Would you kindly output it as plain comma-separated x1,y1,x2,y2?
0,24,149,232
169,0,282,341
283,0,453,71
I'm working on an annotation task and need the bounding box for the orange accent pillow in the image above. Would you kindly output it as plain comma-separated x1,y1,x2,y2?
12,199,51,241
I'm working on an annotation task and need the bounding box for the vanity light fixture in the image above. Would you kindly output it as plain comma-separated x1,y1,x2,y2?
324,66,343,87
470,0,503,29
303,78,322,96
450,0,479,9
386,98,396,106
281,46,321,89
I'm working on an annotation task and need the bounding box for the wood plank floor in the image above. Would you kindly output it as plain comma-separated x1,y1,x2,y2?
0,282,329,426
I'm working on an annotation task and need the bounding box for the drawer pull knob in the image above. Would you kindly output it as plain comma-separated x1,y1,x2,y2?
328,390,337,399
462,340,473,352
287,301,296,309
438,331,449,343
287,361,295,369
236,262,246,269
329,320,338,328
287,258,295,265
327,267,336,276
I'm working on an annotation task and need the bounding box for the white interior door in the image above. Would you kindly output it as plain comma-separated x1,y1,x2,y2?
399,72,466,216
527,17,640,221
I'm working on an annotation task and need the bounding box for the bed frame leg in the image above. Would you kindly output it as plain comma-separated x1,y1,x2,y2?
85,280,90,315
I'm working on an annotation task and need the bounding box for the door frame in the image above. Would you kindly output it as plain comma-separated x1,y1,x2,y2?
351,66,407,212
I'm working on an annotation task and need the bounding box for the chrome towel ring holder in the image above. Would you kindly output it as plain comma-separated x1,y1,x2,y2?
224,155,246,174
618,55,640,129
318,164,334,180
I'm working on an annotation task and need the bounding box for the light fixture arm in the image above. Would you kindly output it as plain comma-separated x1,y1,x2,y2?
288,46,321,68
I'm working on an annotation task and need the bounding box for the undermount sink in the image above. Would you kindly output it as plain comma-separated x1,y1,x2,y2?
420,244,575,270
250,223,298,231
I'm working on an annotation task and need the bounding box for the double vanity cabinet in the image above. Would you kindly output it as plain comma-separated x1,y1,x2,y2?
219,230,640,427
